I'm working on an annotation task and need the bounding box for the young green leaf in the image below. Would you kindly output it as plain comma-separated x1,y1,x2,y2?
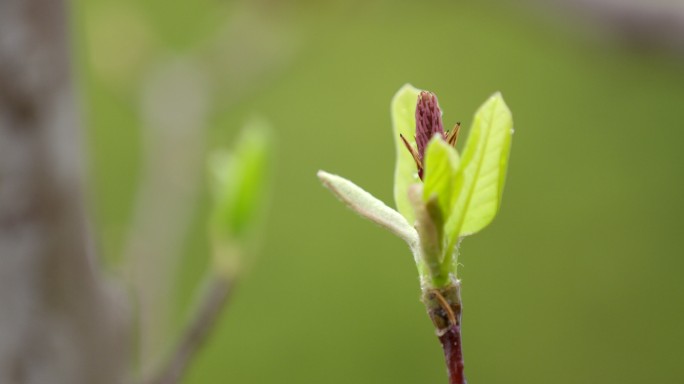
209,119,272,241
392,83,422,225
445,92,513,244
422,137,461,218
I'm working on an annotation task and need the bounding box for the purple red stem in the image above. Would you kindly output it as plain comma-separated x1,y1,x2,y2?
439,324,466,384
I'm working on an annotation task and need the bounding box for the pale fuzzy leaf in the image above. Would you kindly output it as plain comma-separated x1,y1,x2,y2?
446,92,513,241
318,170,418,246
391,83,422,224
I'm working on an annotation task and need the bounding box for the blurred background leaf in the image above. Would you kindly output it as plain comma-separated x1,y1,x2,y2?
209,120,272,242
209,120,272,279
73,0,684,383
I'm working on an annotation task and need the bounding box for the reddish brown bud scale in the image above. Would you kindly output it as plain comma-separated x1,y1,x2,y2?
400,133,424,179
401,91,461,181
446,122,461,147
415,91,446,163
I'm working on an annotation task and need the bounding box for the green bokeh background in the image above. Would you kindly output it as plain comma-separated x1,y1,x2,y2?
73,1,684,383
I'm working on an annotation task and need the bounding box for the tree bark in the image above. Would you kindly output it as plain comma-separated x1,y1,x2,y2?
0,1,129,383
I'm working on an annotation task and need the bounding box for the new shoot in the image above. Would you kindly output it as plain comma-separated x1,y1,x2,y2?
318,84,513,384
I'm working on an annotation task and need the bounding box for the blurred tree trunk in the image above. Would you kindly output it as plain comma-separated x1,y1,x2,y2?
0,0,129,383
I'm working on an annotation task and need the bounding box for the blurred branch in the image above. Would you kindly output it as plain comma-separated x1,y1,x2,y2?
144,274,235,384
124,6,297,374
541,0,684,53
0,0,129,383
125,57,209,372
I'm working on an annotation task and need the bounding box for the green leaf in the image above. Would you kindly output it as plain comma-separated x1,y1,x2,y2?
422,137,461,218
391,83,422,224
445,92,513,244
209,119,272,240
